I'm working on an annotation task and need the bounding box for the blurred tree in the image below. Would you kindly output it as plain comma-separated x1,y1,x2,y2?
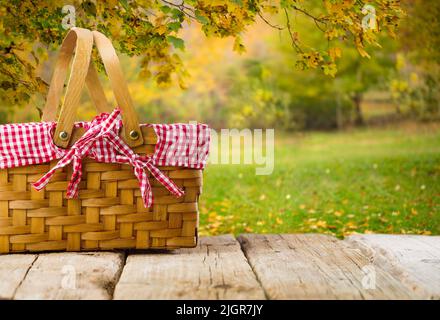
389,0,440,120
0,0,403,119
231,1,397,129
335,40,395,125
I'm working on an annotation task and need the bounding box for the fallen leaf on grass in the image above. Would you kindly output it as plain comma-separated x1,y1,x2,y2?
334,210,343,217
316,220,327,228
345,221,358,230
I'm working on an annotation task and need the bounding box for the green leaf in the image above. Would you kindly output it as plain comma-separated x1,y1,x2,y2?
160,5,172,14
168,22,182,32
280,0,290,9
171,8,184,21
167,35,185,50
231,0,243,6
119,0,130,12
82,1,97,16
195,11,209,25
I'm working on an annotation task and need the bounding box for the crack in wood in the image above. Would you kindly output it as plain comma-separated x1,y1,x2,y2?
0,234,438,300
11,255,38,299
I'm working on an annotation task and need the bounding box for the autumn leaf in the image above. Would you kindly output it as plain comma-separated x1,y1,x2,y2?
0,0,404,107
233,36,246,54
328,47,342,61
167,36,185,50
322,63,337,77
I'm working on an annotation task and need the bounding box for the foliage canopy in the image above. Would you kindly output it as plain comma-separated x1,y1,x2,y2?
0,0,403,110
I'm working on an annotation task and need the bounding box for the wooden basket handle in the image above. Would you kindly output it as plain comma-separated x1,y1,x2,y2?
84,61,112,115
54,30,144,148
41,28,110,123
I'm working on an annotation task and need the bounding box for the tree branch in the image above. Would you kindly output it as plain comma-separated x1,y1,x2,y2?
284,9,303,54
258,11,285,31
292,5,327,33
160,0,197,20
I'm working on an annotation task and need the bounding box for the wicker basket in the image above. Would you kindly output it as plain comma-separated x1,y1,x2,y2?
0,28,204,253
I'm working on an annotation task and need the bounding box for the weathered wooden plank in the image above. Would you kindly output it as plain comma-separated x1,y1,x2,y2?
0,254,37,299
347,234,440,299
238,234,424,299
13,252,125,300
114,235,266,300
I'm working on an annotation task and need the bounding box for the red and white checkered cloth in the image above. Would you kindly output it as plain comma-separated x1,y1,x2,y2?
0,108,210,207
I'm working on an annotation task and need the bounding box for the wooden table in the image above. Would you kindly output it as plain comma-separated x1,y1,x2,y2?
0,234,438,300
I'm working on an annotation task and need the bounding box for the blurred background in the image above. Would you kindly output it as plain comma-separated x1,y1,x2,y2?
2,0,439,237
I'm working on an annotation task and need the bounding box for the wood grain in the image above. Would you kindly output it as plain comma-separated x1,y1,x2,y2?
92,30,143,147
347,234,440,299
13,252,124,300
1,234,438,300
51,28,94,148
113,235,266,300
0,254,37,299
238,234,424,299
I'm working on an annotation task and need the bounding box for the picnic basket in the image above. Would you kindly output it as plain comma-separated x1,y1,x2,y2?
0,28,210,253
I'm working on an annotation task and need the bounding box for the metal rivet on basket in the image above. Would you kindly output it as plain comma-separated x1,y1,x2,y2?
59,131,69,141
129,130,139,140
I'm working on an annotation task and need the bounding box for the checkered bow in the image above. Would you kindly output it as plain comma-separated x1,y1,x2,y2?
0,108,210,207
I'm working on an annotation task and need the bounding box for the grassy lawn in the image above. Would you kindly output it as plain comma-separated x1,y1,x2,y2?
199,122,440,238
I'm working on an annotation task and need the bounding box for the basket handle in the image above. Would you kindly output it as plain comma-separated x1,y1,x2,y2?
53,30,144,148
41,28,110,122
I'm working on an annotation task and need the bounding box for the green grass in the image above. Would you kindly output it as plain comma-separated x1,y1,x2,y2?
199,123,440,237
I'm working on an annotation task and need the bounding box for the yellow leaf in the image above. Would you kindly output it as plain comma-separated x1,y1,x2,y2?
233,37,246,54
328,47,342,60
356,44,371,58
316,220,327,228
155,24,168,35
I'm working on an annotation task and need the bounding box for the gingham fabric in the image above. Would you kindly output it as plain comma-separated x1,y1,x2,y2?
0,108,210,207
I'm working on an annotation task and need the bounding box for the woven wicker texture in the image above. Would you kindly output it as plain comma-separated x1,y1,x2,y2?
0,126,201,253
0,28,205,253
